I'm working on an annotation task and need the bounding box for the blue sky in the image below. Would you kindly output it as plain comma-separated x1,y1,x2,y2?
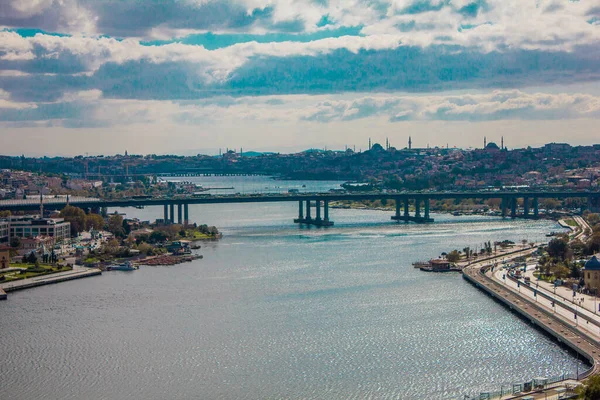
1,0,600,155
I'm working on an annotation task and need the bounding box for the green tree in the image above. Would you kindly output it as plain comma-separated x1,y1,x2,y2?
102,238,120,255
577,374,600,399
446,250,460,263
9,237,21,248
547,238,569,260
85,213,105,231
60,205,86,236
587,232,600,255
149,230,168,243
107,214,125,237
137,242,153,256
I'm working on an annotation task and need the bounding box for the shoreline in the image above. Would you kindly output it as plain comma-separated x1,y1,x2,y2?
457,217,597,399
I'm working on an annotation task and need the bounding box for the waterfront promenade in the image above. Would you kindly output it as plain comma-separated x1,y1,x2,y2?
462,246,600,399
0,266,101,300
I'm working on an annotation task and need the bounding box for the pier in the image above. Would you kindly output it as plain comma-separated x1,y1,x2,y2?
0,267,102,300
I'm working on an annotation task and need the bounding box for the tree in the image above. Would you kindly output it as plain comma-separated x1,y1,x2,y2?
547,238,569,260
577,374,600,399
107,214,125,237
27,252,37,264
149,230,168,243
587,232,600,255
447,250,460,263
86,213,105,231
541,198,560,210
137,242,153,256
60,205,87,236
9,237,21,248
102,238,120,255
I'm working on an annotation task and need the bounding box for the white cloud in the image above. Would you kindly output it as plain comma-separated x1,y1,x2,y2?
299,90,600,122
4,89,600,129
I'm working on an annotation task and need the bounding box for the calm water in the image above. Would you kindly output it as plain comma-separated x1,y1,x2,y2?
1,181,583,400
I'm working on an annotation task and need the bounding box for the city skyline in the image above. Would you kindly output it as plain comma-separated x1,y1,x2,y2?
2,1,600,155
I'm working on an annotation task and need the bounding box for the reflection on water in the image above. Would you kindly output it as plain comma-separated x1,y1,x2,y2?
0,201,581,400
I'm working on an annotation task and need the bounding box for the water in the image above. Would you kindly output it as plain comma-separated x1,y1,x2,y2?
0,183,583,400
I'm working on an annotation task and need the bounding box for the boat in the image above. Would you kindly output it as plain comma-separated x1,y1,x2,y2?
107,261,138,271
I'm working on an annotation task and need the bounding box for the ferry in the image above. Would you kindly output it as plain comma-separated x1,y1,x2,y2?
107,261,138,271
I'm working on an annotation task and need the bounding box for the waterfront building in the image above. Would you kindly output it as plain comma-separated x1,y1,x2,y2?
583,256,600,292
18,236,55,256
4,215,71,244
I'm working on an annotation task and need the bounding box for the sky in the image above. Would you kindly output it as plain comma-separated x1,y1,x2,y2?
1,0,600,156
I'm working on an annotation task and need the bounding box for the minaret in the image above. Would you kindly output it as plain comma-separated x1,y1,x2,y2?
408,136,412,150
368,138,371,150
484,137,487,148
501,136,504,150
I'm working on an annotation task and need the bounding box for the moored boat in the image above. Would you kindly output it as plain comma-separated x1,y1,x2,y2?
107,261,138,271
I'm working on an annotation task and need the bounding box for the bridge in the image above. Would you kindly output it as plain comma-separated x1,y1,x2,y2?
1,191,599,226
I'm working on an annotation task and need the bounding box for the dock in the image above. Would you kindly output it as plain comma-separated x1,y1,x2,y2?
0,266,102,300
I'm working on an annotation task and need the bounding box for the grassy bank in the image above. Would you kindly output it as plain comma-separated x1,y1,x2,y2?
0,264,73,283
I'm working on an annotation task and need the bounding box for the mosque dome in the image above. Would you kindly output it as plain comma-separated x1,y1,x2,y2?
485,142,500,150
585,256,600,270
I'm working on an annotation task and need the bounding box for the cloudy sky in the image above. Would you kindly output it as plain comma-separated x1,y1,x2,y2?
1,0,600,156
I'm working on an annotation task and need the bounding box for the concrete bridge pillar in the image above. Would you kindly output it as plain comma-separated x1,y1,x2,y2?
395,199,401,220
404,199,410,217
177,204,183,224
523,197,530,217
169,204,175,224
501,197,507,218
315,200,321,221
184,203,189,226
164,204,168,222
294,199,333,226
533,197,539,218
424,198,430,220
415,199,421,218
510,197,517,219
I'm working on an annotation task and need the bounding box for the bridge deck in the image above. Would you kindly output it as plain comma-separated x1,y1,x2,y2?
1,191,598,211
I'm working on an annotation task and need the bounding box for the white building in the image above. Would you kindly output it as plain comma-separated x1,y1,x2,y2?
5,215,71,244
